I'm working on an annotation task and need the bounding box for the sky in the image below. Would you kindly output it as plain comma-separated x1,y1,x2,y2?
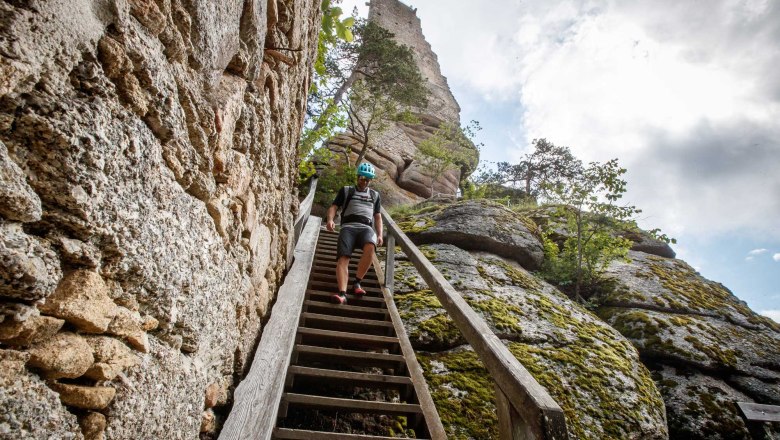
341,0,780,321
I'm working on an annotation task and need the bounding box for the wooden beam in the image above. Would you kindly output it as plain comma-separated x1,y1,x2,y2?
219,217,321,440
381,207,569,440
737,402,780,422
373,252,447,440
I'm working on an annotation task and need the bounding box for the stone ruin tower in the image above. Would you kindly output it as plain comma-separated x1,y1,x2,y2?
329,0,479,206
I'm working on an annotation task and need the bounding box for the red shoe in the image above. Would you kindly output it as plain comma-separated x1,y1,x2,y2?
331,293,347,305
352,282,366,296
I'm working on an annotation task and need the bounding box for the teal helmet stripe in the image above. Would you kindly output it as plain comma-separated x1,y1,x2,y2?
357,162,375,179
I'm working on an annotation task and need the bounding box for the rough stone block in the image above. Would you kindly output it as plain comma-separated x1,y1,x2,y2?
27,332,94,379
79,411,107,440
0,305,64,346
85,336,140,381
0,222,62,301
39,270,118,333
49,382,116,410
107,307,149,353
0,140,42,222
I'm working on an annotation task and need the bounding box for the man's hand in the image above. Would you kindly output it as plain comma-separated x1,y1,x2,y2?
377,235,384,247
326,219,335,232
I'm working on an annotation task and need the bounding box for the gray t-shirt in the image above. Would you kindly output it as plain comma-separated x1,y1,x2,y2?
332,186,381,227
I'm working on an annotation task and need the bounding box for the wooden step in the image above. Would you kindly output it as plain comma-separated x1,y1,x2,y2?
303,300,387,318
309,281,382,295
273,428,427,440
297,327,399,350
309,271,380,286
293,345,404,368
282,393,422,415
287,366,412,387
306,290,385,305
301,312,393,329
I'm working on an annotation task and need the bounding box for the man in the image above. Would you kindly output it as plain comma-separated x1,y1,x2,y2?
325,162,384,304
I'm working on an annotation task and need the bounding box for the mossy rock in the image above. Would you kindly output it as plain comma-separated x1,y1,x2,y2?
391,245,667,438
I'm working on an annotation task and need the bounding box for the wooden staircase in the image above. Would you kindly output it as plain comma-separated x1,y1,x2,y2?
272,228,443,439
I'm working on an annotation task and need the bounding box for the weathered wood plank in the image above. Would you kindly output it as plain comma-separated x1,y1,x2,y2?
737,402,780,422
219,218,322,440
294,345,404,364
282,393,422,414
381,207,569,440
301,312,394,328
297,327,398,344
273,427,429,440
287,365,412,385
373,253,448,440
293,178,318,247
385,235,396,294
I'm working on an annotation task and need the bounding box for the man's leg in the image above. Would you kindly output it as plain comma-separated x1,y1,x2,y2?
332,228,355,304
336,256,350,293
351,242,375,296
356,243,375,280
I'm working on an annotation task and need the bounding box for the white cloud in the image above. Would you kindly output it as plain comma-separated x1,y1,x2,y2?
761,310,780,323
774,253,780,262
749,248,768,255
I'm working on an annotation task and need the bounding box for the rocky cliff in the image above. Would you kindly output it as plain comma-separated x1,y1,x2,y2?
327,0,478,206
0,0,320,438
390,200,780,439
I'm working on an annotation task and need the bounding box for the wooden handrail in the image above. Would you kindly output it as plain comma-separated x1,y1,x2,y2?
219,218,322,440
293,177,318,246
381,207,569,440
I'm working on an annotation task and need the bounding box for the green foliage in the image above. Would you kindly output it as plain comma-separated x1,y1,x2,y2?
310,148,356,207
539,159,639,300
414,122,476,197
476,138,581,199
344,22,430,165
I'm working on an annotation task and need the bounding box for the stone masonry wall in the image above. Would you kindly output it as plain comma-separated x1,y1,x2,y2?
0,0,320,438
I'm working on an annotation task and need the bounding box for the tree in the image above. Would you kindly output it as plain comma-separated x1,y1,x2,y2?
415,121,480,197
476,138,581,199
540,159,641,301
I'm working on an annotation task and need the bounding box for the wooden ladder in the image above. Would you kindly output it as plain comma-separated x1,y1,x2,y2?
272,228,444,439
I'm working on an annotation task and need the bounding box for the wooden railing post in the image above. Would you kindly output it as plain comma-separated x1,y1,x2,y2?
380,207,569,440
385,234,395,294
293,177,318,247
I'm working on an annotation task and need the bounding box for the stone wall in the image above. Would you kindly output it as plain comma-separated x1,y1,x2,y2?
0,0,320,438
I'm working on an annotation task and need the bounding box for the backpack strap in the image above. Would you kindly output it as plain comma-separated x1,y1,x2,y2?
341,186,356,217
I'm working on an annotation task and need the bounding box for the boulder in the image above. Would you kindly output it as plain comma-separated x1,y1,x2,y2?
395,200,544,270
392,244,668,439
39,270,118,333
27,332,94,379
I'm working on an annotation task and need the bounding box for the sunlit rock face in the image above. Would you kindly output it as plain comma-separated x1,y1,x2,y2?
388,200,779,439
0,0,320,437
328,0,478,205
597,251,780,439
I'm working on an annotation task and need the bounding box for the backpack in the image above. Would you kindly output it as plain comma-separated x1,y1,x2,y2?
341,185,377,218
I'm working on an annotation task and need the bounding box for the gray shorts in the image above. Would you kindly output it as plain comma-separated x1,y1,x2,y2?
337,225,377,258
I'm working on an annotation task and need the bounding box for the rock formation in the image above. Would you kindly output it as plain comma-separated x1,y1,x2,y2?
389,199,780,439
0,0,320,438
327,0,479,206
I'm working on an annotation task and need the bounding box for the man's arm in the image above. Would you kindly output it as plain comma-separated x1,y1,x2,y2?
326,205,338,232
374,213,383,246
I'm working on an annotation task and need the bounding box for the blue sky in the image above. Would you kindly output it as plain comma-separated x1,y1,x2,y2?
343,0,780,321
